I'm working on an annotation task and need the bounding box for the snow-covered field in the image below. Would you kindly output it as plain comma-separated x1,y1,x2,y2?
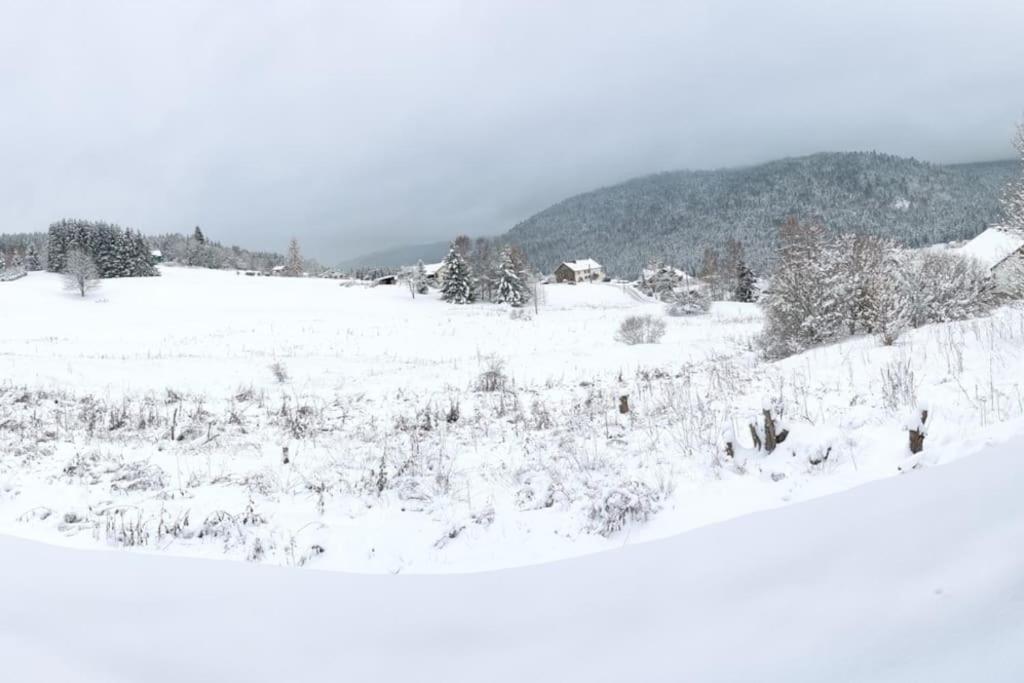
1,267,1023,573
4,428,1023,682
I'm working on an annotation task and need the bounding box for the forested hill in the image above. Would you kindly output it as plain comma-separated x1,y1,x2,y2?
502,152,1017,276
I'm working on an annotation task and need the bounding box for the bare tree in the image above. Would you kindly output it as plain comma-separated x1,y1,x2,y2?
63,249,99,297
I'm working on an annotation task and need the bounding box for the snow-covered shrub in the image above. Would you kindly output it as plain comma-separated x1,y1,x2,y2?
901,250,998,327
475,357,508,392
269,361,289,384
665,288,711,316
509,307,532,321
616,314,666,345
583,480,661,537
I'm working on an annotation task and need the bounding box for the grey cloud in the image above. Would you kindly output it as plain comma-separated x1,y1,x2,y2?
1,0,1022,263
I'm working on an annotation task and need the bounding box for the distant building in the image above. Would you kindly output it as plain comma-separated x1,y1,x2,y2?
554,259,605,283
150,249,163,264
958,227,1024,295
422,262,446,282
270,265,286,276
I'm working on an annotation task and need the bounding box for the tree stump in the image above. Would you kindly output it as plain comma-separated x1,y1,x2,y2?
763,409,778,453
618,395,630,414
909,410,928,454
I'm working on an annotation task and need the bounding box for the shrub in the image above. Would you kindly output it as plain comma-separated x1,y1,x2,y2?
616,314,666,344
665,288,711,316
584,480,661,536
269,361,289,384
475,357,508,392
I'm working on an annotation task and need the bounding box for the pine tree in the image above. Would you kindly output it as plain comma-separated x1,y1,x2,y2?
440,245,475,304
193,226,206,244
285,238,303,276
495,246,530,306
415,260,429,294
25,242,40,271
735,258,756,302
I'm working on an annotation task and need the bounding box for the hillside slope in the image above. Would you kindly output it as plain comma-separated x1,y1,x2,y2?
3,427,1023,682
504,153,1016,276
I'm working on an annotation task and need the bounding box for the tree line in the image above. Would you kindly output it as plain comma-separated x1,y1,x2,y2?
46,219,158,279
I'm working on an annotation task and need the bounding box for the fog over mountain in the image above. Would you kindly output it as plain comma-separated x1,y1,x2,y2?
1,1,1023,262
342,153,1017,275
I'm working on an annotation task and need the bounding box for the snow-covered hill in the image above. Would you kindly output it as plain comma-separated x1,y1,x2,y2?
3,426,1023,682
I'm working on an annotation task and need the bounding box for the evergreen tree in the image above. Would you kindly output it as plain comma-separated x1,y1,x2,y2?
735,258,756,302
440,245,475,304
0,252,6,270
285,238,303,276
193,226,206,244
495,246,530,306
415,260,429,295
25,242,40,271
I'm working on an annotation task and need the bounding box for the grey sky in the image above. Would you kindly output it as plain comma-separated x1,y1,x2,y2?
2,0,1022,262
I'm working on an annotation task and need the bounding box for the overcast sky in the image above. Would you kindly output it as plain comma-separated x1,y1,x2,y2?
2,0,1023,262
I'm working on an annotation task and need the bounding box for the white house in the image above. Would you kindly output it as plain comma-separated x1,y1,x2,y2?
554,259,605,283
958,227,1024,295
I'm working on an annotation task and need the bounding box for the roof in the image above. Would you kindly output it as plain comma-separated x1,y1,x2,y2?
271,265,286,271
957,227,1024,270
422,262,445,276
558,259,603,272
150,250,162,257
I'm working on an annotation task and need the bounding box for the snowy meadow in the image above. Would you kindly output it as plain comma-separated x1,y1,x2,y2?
1,266,1023,573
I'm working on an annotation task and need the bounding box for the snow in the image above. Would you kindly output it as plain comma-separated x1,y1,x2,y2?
3,427,1024,681
559,258,602,272
2,267,1024,575
957,227,1024,270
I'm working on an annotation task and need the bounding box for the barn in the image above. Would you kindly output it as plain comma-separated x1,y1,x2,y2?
958,227,1024,296
554,259,605,283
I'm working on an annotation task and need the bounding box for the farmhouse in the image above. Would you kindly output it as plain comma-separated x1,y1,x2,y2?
958,227,1024,295
554,259,605,283
422,262,446,281
150,249,164,264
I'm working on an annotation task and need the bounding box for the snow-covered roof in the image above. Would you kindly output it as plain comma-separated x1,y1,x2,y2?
422,262,445,276
150,250,162,257
271,265,286,271
559,259,603,272
957,227,1024,270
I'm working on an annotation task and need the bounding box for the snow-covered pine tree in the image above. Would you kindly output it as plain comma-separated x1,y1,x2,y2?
735,257,756,302
495,246,530,306
0,252,6,271
415,260,429,294
46,220,69,273
193,226,206,244
25,242,40,271
440,245,475,304
284,238,303,276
